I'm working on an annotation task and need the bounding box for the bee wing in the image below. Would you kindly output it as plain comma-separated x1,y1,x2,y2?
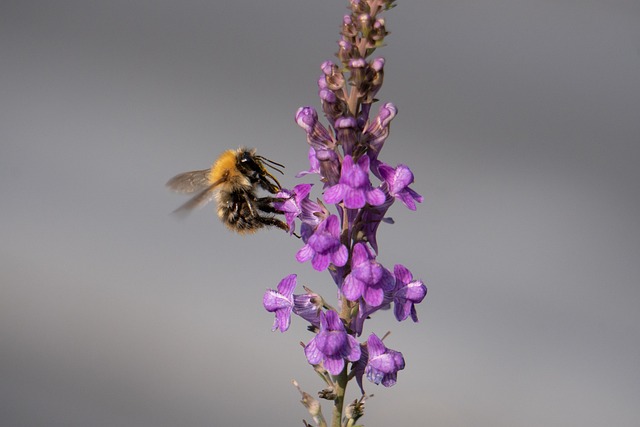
166,169,211,194
170,178,226,216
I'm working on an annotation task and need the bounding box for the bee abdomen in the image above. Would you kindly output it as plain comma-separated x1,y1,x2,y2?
217,191,264,234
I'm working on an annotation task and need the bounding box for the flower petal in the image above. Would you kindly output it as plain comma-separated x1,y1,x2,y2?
304,339,322,365
323,354,345,376
343,187,366,209
366,187,386,206
276,274,297,297
263,289,287,312
296,244,314,263
363,285,384,307
274,308,291,332
351,243,370,267
391,165,414,193
324,183,346,204
331,244,349,267
311,252,331,271
393,264,413,286
345,335,362,362
342,274,363,301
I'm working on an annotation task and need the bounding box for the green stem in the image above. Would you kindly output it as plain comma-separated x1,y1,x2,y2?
331,366,349,427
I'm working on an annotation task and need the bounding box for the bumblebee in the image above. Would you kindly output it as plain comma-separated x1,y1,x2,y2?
166,147,289,234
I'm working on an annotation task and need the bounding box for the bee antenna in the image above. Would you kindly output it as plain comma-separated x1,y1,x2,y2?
258,156,285,175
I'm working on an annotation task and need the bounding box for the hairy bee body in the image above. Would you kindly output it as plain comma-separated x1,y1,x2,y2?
167,147,288,234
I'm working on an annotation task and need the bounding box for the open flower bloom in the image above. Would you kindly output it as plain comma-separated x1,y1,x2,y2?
274,184,313,235
392,264,427,322
324,155,385,209
304,310,361,375
263,274,297,332
377,162,423,211
296,215,348,271
342,242,394,307
365,333,405,387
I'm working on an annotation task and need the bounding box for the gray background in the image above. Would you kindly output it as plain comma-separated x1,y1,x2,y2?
2,1,639,426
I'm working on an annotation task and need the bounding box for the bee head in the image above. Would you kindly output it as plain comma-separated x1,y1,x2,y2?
237,148,285,193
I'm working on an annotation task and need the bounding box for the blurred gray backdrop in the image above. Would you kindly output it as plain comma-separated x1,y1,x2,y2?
1,1,639,426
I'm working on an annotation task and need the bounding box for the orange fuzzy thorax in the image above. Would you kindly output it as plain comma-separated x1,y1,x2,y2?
209,149,249,188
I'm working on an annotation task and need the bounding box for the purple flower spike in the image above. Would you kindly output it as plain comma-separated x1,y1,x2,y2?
393,264,427,322
342,243,394,306
263,274,297,332
378,162,424,210
274,184,313,234
324,155,385,209
304,310,361,375
296,215,348,271
365,334,405,387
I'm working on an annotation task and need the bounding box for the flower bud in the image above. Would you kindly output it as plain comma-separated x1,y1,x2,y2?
337,39,355,64
334,116,358,156
341,14,358,39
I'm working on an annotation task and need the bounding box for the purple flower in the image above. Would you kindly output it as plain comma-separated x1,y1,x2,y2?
393,264,427,322
296,148,320,177
295,107,341,185
378,162,423,210
342,242,394,306
263,274,297,332
334,116,358,156
357,193,394,254
321,61,346,92
295,106,332,144
304,310,361,375
352,295,392,336
293,291,323,328
299,198,329,242
338,38,355,63
341,14,357,38
364,102,397,171
357,59,385,110
296,215,348,271
365,333,405,387
274,184,313,235
324,155,385,209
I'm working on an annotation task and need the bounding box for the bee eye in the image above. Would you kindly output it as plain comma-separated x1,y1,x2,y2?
240,152,251,163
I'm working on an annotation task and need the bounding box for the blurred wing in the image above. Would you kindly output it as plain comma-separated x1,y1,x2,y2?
171,179,225,216
166,169,211,193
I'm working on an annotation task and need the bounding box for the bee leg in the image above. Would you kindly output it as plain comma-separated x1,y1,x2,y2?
257,216,289,232
258,179,281,195
255,197,286,214
254,197,292,233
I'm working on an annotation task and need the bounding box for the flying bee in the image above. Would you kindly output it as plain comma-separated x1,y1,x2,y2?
166,147,289,234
